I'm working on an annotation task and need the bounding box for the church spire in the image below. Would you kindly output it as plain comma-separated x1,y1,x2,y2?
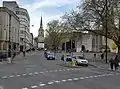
40,16,43,28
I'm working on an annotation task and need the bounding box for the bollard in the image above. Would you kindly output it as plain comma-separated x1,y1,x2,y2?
72,58,76,66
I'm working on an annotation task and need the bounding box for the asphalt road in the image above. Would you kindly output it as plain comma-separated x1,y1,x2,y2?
0,51,120,89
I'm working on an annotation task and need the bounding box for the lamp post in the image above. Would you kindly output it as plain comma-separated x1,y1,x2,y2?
8,21,11,58
24,26,27,57
105,0,108,64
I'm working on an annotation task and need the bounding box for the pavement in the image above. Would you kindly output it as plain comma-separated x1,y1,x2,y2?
0,51,120,89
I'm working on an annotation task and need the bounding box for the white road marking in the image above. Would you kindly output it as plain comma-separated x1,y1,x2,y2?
2,76,7,79
40,72,44,73
29,73,33,75
101,74,106,76
80,77,84,79
98,75,103,77
16,75,20,77
48,82,54,84
39,84,46,87
62,80,67,82
71,69,74,70
67,69,70,70
34,72,39,74
73,78,79,80
22,88,28,89
20,73,118,89
23,74,27,76
94,75,98,78
31,85,38,88
59,70,62,71
10,75,14,77
84,77,89,78
68,79,73,81
54,81,60,83
89,76,94,78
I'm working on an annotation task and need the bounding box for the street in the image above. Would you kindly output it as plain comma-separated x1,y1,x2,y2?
0,51,120,89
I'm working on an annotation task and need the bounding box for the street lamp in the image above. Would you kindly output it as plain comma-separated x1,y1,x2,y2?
105,0,108,64
24,26,27,56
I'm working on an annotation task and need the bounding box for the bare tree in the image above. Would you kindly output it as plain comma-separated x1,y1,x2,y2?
63,0,120,53
45,20,69,51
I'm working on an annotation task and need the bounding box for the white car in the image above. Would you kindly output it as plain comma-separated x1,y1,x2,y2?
75,56,88,66
65,54,72,62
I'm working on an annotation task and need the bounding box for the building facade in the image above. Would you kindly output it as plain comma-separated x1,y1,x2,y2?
73,33,102,52
33,37,38,49
3,1,32,52
0,7,20,55
62,31,102,52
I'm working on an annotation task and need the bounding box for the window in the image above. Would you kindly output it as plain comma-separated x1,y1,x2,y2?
21,30,24,34
3,43,7,50
16,11,19,14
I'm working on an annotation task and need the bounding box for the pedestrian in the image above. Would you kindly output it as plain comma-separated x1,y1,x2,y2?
12,52,16,59
109,58,114,70
23,51,25,57
94,53,96,58
101,53,104,59
61,55,64,61
114,55,119,70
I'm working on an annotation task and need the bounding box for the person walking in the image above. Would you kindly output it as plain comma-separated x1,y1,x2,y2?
101,53,104,59
61,55,64,61
109,58,114,70
23,51,25,57
114,55,119,70
94,53,96,58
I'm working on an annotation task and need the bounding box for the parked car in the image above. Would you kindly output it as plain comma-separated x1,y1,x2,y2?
46,52,56,60
75,56,88,66
65,54,72,62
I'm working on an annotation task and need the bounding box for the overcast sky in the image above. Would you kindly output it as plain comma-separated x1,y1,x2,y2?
0,0,80,37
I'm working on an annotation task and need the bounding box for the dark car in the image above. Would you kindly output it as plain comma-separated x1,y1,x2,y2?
46,52,56,60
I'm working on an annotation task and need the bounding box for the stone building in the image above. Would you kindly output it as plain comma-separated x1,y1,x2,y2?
3,1,32,52
0,7,20,55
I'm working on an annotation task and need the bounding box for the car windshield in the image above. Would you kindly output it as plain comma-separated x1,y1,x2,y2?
77,56,85,59
67,55,70,56
49,52,55,55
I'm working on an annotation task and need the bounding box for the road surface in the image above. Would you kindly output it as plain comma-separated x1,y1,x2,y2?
0,51,120,89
